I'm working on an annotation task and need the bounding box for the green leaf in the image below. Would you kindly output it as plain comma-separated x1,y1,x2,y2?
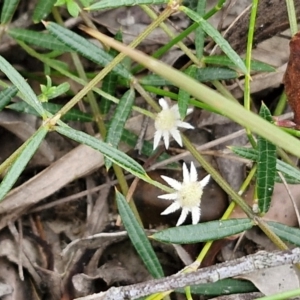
180,6,248,75
0,127,48,201
230,146,257,161
1,0,20,24
56,125,147,177
44,22,132,79
231,146,300,183
66,0,81,17
86,0,168,10
8,101,93,122
0,56,46,117
8,28,72,52
105,89,135,169
115,191,164,278
267,221,300,246
100,31,122,114
178,279,257,295
32,0,57,23
256,103,276,213
0,86,18,111
203,56,276,72
178,65,196,118
195,67,238,82
151,219,253,244
275,173,300,184
139,74,172,86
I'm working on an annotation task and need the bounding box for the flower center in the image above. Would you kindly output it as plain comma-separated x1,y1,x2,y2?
155,109,177,131
178,182,202,208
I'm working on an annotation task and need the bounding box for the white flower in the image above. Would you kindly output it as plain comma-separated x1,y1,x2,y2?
153,98,194,150
158,162,210,226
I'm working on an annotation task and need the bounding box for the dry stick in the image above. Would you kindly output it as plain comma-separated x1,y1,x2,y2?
74,248,300,300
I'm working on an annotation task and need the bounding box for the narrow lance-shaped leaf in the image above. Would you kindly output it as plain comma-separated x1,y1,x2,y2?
0,56,46,117
202,56,276,72
195,67,238,82
105,89,135,169
116,191,164,278
32,0,56,23
100,31,123,114
180,6,248,75
1,0,20,23
267,221,300,247
0,127,48,201
55,125,147,178
86,0,168,10
178,65,196,119
151,219,253,244
44,22,132,80
256,103,276,214
8,102,93,122
231,146,300,184
8,28,72,52
0,86,18,111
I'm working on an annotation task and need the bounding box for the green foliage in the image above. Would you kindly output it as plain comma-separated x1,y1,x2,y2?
0,1,299,299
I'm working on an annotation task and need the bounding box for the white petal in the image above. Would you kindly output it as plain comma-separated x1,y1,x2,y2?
170,128,182,147
191,206,201,225
176,120,194,129
158,193,178,200
159,98,169,110
162,131,170,149
153,130,162,150
182,163,189,183
200,174,211,188
176,207,189,226
161,175,182,190
189,162,198,182
161,202,181,215
170,104,180,118
186,107,193,115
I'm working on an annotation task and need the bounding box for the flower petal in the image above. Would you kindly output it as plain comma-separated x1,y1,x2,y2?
159,98,169,110
200,174,211,188
191,206,201,225
189,162,198,182
182,163,189,183
170,128,182,147
162,130,170,149
170,104,180,118
158,193,178,200
153,130,162,150
161,202,181,215
176,207,189,226
176,120,194,129
186,107,193,115
161,175,182,190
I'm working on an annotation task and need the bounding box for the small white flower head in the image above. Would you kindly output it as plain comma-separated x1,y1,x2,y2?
158,162,210,226
153,98,194,150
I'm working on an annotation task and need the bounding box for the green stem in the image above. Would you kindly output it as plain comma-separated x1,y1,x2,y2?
244,0,258,149
286,0,298,35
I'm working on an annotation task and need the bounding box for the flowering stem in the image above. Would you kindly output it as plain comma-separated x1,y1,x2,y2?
182,134,254,217
182,134,289,251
